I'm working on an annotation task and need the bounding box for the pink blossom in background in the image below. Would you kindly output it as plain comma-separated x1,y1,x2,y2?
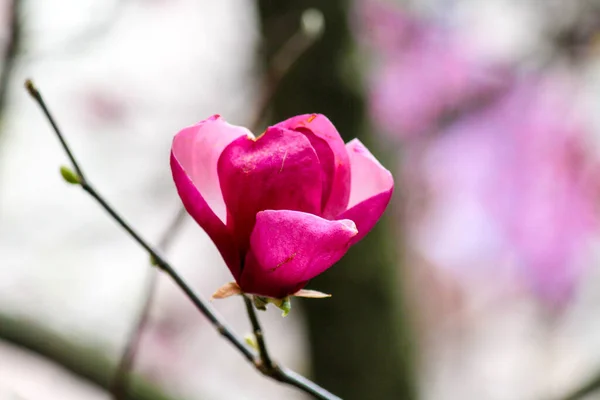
170,114,393,299
354,0,424,54
417,75,599,305
78,88,130,126
488,77,598,304
357,0,509,140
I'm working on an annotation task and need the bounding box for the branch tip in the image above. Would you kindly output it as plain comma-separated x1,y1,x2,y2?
24,78,38,97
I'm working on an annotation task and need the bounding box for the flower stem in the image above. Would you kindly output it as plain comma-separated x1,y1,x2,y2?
242,294,341,399
243,295,275,370
25,79,341,400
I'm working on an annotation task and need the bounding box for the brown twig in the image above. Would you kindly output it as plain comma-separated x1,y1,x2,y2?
249,8,324,131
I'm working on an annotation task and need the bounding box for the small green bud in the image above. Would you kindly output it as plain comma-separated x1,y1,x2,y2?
149,254,158,266
59,165,81,185
244,333,258,350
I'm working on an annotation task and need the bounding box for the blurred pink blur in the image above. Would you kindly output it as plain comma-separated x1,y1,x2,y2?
359,0,600,307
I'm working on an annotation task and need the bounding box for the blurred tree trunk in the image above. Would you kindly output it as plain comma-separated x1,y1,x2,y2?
0,314,187,400
0,0,22,134
257,2,416,399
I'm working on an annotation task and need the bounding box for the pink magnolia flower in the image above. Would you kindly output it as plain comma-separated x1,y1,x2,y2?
170,114,393,299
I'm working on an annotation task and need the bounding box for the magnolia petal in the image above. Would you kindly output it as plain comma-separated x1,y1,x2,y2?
239,210,358,298
218,127,323,250
171,115,251,278
293,289,332,298
276,114,351,218
172,115,253,221
211,281,243,300
338,139,394,244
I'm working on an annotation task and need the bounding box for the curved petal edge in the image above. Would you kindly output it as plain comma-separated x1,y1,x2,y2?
170,116,250,278
338,138,394,245
239,210,358,298
171,115,253,222
276,114,351,218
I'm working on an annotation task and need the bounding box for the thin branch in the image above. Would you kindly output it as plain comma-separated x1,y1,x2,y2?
248,8,324,131
25,79,341,400
25,78,253,362
243,295,274,371
111,263,159,400
111,207,187,400
278,366,341,399
25,81,84,178
242,297,341,399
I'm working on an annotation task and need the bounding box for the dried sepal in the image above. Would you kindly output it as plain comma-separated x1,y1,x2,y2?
293,289,332,298
211,282,242,300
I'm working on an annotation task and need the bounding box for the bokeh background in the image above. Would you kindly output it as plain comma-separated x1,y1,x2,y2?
2,0,600,399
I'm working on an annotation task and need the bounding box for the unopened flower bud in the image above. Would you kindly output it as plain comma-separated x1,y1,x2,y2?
59,165,81,185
